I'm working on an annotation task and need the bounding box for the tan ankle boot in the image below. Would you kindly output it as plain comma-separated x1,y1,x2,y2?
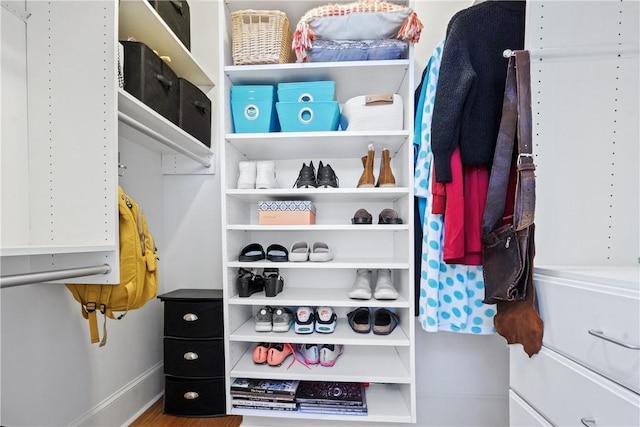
357,145,375,188
376,148,396,187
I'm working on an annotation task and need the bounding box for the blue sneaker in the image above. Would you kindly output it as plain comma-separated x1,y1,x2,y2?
295,306,315,334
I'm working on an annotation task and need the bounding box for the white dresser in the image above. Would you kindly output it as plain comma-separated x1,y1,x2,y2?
509,267,640,426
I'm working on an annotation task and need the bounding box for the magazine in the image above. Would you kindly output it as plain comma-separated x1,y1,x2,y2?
232,398,297,409
232,404,297,412
298,405,367,415
295,381,367,406
231,378,300,396
230,391,296,402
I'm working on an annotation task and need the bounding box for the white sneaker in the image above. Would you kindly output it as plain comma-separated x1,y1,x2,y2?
237,161,256,189
349,269,372,300
319,344,344,367
374,269,398,300
296,343,319,365
255,160,278,189
295,306,315,334
315,306,337,333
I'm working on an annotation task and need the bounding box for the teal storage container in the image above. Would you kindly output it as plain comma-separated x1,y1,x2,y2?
231,85,280,133
276,101,340,132
277,81,336,103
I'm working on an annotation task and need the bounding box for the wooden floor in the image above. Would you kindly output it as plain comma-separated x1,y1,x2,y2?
130,398,242,427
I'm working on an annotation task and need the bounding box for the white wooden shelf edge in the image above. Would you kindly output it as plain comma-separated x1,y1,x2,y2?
1,245,116,257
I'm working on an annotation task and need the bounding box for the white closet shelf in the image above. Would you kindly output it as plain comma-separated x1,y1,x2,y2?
231,345,412,383
118,89,213,166
225,131,410,160
226,188,410,204
1,245,116,257
226,224,409,231
228,258,410,269
231,318,410,346
231,383,412,423
118,0,213,87
224,60,410,102
229,287,411,309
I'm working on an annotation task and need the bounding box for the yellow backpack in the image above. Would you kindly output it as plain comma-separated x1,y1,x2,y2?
66,186,158,346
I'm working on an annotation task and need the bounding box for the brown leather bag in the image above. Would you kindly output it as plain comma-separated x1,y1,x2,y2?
481,50,536,305
482,50,543,357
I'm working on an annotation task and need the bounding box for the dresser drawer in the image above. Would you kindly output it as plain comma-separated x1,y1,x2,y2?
164,299,223,338
510,346,640,426
509,390,552,427
164,377,226,417
534,271,640,394
164,337,225,377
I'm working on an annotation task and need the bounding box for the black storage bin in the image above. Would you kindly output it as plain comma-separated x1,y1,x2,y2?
148,0,191,51
164,377,226,417
178,78,212,147
121,41,179,125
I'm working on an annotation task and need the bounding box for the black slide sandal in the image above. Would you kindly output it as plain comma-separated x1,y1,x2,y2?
266,244,289,262
238,243,266,262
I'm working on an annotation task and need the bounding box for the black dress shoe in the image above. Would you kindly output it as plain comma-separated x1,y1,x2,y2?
317,161,339,188
294,161,317,188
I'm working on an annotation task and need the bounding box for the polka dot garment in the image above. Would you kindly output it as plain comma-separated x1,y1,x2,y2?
414,41,496,335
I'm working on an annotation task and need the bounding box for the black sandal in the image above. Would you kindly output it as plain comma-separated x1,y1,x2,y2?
378,208,403,224
263,268,284,297
237,268,264,297
266,244,288,262
351,208,372,224
239,243,265,262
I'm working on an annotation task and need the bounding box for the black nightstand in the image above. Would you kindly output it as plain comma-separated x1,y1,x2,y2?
157,289,225,417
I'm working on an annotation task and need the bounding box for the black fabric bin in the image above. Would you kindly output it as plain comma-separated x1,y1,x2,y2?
121,41,179,125
148,0,191,51
178,78,212,147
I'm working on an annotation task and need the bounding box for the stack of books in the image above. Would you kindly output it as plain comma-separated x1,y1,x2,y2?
230,378,299,412
295,381,367,415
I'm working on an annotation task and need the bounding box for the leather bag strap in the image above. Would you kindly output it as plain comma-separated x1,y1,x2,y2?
482,50,535,233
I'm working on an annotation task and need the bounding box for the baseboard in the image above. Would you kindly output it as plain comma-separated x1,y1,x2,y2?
69,362,164,427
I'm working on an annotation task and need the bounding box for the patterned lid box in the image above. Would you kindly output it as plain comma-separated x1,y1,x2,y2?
258,200,316,214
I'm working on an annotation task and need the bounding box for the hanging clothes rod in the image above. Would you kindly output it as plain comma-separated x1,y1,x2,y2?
118,111,212,168
0,264,111,289
504,44,640,59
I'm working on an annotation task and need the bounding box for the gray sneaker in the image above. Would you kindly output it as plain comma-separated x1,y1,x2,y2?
271,307,294,332
255,306,273,332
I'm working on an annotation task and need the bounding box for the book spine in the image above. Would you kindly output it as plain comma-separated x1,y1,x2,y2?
230,387,295,396
232,399,296,409
296,399,365,407
230,392,296,401
298,407,368,415
232,405,296,412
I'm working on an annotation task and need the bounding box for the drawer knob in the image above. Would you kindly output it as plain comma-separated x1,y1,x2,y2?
581,417,596,427
183,313,198,322
183,391,199,400
183,352,199,360
588,329,640,350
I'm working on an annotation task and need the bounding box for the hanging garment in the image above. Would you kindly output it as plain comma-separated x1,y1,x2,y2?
430,1,526,183
414,41,496,334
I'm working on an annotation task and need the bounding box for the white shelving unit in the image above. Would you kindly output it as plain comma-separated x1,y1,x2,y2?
219,1,416,424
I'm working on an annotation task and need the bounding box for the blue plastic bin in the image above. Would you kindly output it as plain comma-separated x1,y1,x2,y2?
276,101,340,132
231,85,280,133
277,81,336,103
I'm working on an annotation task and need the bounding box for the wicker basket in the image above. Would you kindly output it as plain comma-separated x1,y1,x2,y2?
231,10,294,65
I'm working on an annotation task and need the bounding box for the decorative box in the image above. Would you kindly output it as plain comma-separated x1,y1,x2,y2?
178,78,211,147
231,85,280,133
121,40,179,125
147,0,191,51
258,200,316,225
276,101,340,132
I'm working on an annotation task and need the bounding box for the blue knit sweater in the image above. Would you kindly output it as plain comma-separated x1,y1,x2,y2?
431,1,525,182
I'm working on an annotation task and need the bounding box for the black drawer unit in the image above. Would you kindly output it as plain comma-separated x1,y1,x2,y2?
157,289,225,417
